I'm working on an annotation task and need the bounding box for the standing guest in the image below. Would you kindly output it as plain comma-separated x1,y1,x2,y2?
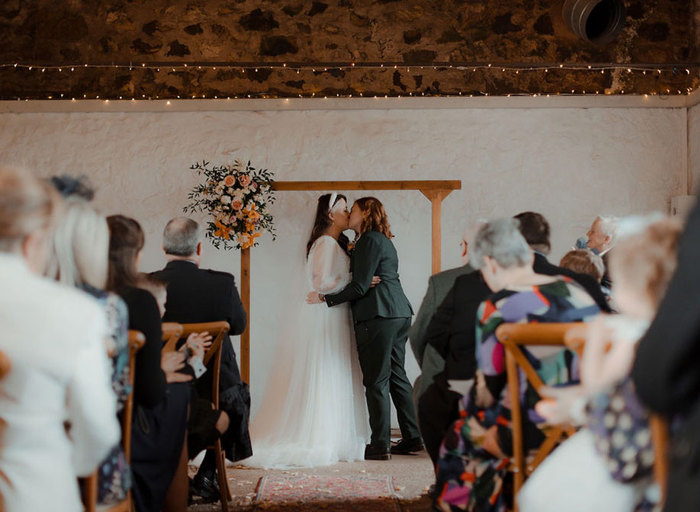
50,178,132,506
632,201,700,512
414,223,491,466
409,221,484,405
0,167,119,512
585,215,618,289
434,218,599,512
107,215,192,512
560,249,605,283
152,217,250,500
515,211,611,312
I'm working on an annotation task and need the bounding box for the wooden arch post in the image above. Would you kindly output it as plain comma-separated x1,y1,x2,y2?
239,179,460,383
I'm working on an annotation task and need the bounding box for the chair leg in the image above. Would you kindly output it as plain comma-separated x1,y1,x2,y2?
214,440,230,511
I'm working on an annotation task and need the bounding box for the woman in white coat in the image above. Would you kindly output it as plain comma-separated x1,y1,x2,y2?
0,167,120,512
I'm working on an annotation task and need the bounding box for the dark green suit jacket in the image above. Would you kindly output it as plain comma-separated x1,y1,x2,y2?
325,230,413,323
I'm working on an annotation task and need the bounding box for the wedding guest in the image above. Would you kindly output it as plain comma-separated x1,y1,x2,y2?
633,202,700,511
152,217,250,501
107,215,192,512
560,249,605,282
434,218,599,512
415,222,491,466
0,167,119,512
50,178,131,506
515,211,611,312
585,215,618,288
519,216,682,512
410,221,485,406
136,271,230,488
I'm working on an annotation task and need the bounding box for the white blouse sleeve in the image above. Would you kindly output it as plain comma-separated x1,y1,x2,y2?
308,237,350,294
66,307,121,476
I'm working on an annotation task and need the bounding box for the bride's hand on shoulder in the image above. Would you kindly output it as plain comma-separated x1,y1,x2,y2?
370,275,381,288
306,291,324,304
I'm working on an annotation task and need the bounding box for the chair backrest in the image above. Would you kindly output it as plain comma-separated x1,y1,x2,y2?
82,330,145,512
161,322,184,353
495,322,583,507
179,321,230,407
649,414,669,506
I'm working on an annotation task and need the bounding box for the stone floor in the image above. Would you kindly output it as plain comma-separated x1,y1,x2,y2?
188,445,435,511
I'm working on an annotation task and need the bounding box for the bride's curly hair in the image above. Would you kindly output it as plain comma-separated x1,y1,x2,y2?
306,193,350,258
355,197,393,239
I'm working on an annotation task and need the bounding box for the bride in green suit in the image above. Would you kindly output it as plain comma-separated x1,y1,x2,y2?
309,197,422,460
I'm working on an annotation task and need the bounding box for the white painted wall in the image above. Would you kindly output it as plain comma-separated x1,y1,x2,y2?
0,104,686,418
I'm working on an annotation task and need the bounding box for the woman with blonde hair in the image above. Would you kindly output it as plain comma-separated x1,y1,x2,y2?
50,176,132,505
308,196,421,460
0,167,119,511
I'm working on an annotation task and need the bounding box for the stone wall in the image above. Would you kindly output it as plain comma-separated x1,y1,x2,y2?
0,0,697,99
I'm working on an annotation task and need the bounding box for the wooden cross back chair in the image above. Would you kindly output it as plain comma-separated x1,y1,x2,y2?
178,321,232,512
82,329,146,512
161,322,184,353
495,322,582,510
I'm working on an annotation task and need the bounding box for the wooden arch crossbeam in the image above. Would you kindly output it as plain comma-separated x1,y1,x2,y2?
239,179,461,383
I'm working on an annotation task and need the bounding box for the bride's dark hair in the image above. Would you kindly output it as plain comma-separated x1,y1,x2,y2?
306,193,350,258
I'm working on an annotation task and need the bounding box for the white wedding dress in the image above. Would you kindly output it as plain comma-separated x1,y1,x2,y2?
243,235,370,468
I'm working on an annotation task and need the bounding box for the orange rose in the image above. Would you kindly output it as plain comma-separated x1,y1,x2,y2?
238,175,251,187
231,200,243,211
223,175,236,187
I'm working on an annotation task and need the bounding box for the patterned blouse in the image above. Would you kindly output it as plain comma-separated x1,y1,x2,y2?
474,277,601,422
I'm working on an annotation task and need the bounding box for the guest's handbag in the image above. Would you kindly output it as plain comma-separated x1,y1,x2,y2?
586,376,655,482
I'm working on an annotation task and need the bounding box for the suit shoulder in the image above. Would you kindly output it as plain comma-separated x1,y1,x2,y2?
203,268,236,283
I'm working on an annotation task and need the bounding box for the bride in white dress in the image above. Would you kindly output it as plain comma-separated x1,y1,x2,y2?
243,193,370,468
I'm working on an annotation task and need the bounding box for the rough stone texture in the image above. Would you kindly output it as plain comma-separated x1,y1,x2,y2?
689,102,700,193
0,105,685,405
0,0,697,99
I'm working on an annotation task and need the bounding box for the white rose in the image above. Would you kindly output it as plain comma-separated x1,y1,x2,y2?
221,195,232,204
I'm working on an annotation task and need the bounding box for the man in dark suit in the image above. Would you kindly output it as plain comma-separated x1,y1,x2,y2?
313,198,421,460
585,215,617,289
418,268,491,466
152,217,250,500
633,200,700,512
409,222,484,407
514,212,612,313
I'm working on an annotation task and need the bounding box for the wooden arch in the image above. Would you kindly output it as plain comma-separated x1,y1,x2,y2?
239,179,461,383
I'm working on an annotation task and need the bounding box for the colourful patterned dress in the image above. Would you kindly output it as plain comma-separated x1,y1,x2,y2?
435,277,600,512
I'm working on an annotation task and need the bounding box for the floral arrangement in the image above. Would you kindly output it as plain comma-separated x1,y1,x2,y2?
184,160,276,250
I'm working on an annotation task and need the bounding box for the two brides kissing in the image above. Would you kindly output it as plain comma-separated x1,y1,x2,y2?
244,193,422,468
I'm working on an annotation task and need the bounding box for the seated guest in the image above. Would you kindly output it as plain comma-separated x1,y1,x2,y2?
107,215,192,512
414,222,491,466
515,211,611,312
560,249,605,283
434,218,599,512
152,217,250,501
0,167,119,512
519,216,682,512
585,215,618,289
50,179,131,506
137,272,231,485
633,203,700,511
410,221,484,410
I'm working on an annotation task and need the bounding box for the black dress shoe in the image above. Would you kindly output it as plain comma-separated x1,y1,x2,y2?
364,444,391,460
390,437,424,455
191,471,221,503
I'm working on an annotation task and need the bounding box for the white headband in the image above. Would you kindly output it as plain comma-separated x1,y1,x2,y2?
328,192,338,212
